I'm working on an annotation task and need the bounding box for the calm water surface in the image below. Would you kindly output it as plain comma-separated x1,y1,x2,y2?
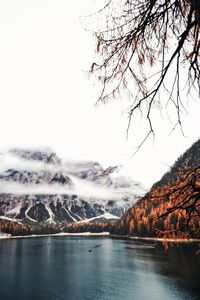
0,236,199,300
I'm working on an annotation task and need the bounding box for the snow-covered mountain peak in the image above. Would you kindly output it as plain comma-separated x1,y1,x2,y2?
9,148,61,165
0,148,146,224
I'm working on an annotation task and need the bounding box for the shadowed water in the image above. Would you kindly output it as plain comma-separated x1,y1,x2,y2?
0,236,199,300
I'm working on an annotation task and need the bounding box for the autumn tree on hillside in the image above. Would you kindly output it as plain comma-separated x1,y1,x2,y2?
152,166,200,237
111,166,200,240
91,0,200,142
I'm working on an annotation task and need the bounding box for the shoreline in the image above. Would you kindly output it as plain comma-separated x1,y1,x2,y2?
0,232,110,240
0,232,200,243
110,234,200,243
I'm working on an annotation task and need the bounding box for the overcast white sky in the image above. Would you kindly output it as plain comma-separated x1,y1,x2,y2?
0,0,199,188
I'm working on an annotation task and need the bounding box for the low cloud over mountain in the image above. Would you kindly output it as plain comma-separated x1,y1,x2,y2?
0,148,146,224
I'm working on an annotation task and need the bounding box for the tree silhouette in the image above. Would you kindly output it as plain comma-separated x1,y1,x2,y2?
91,0,200,143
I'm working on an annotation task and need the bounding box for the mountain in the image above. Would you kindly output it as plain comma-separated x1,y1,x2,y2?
9,148,61,165
111,139,200,239
0,148,145,225
153,139,200,188
0,169,72,185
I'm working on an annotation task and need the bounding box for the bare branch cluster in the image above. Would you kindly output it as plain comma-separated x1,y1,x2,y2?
91,0,200,140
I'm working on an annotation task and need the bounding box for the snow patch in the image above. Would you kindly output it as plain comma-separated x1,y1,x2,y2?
25,206,37,223
0,216,22,225
45,203,55,224
62,206,77,222
5,203,22,217
76,212,119,224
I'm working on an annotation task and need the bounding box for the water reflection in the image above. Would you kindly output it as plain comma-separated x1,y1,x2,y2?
121,239,200,299
0,237,199,300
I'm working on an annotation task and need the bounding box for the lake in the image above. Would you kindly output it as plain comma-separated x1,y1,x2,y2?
0,236,199,300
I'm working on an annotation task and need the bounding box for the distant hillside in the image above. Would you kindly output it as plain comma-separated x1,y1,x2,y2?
111,139,200,239
0,217,60,236
153,139,200,188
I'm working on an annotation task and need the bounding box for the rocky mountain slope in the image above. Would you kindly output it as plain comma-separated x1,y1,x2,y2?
0,148,145,224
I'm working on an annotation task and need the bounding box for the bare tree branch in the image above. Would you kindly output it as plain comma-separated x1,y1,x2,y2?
90,0,200,146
